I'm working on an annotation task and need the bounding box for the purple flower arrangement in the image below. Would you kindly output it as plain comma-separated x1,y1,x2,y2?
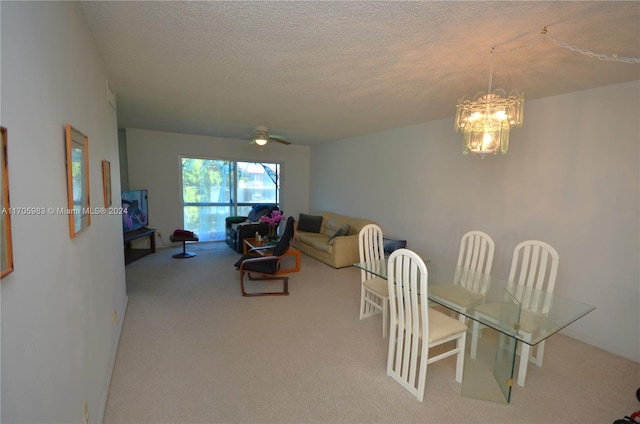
259,209,285,226
260,210,285,239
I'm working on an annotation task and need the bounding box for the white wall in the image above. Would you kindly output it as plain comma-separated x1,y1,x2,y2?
310,81,640,363
124,128,311,243
1,2,127,423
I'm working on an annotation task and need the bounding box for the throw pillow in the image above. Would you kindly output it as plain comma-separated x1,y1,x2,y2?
297,213,323,233
248,205,272,222
322,219,342,237
328,224,350,245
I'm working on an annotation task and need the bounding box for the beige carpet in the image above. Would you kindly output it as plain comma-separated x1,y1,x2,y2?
103,243,640,423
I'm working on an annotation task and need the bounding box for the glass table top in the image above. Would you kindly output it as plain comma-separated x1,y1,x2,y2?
354,259,595,346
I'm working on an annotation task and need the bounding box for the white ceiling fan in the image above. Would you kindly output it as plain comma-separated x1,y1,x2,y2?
251,125,292,146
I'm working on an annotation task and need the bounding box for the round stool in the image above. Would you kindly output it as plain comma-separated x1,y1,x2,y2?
170,234,199,258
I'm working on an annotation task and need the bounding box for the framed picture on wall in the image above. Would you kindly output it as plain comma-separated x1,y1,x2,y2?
102,160,112,207
1,126,14,278
65,124,90,238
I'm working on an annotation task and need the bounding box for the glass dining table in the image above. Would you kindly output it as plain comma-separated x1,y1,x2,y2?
353,259,595,403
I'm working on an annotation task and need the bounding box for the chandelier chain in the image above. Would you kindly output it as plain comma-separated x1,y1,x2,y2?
492,26,640,64
488,46,495,93
543,33,640,64
494,34,546,56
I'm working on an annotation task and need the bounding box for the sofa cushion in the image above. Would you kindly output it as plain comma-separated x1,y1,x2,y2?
297,213,323,233
297,233,332,253
309,240,332,253
328,224,350,245
322,218,341,237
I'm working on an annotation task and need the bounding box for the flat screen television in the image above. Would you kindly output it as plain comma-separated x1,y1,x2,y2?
122,189,149,233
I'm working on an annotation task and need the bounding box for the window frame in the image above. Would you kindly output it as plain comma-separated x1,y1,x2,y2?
179,155,282,241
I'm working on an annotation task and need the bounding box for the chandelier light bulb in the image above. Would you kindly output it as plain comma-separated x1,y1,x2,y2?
483,131,494,147
455,89,524,157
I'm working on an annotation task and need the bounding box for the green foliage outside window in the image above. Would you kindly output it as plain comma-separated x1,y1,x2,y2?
181,157,280,241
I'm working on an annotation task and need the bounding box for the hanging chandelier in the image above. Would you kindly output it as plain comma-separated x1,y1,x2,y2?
455,47,524,157
454,26,640,158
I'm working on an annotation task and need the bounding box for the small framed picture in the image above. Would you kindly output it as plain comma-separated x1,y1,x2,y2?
102,160,112,207
65,124,90,238
1,126,14,278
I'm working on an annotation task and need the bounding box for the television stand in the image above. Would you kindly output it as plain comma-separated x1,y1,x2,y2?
123,227,156,265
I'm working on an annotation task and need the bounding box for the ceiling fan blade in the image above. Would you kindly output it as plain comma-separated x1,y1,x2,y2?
268,135,292,145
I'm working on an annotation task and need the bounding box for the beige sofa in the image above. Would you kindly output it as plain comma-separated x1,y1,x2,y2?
293,211,376,268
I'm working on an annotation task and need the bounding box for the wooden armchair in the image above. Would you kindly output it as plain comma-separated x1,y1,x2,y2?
234,216,297,297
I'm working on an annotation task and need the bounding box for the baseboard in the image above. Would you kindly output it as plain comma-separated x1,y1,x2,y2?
98,295,129,424
561,327,640,364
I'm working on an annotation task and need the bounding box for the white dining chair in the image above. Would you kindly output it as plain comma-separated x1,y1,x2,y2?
429,230,495,322
386,248,467,401
358,224,389,337
470,240,559,387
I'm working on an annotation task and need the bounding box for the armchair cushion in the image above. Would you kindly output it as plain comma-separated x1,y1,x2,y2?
233,220,258,231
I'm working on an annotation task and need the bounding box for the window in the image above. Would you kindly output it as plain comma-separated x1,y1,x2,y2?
181,157,280,242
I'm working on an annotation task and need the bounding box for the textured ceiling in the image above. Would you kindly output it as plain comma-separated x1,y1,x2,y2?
77,1,640,145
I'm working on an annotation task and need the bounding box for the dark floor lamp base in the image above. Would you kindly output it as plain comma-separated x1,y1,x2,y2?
173,252,196,259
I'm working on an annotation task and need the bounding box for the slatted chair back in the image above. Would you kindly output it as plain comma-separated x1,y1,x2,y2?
358,224,385,282
458,230,495,272
455,230,495,293
508,240,559,314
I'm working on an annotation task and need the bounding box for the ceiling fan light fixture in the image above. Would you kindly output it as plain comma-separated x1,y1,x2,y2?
250,125,291,146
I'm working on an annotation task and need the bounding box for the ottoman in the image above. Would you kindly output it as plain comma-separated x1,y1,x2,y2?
169,233,199,258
